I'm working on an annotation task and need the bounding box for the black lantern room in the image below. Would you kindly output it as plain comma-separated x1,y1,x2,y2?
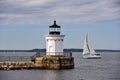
49,21,61,35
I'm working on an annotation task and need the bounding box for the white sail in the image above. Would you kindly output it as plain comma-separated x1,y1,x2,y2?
88,41,96,55
83,34,96,55
83,34,90,55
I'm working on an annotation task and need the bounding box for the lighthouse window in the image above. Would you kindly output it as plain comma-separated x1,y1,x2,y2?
50,28,54,31
58,39,60,41
61,39,63,41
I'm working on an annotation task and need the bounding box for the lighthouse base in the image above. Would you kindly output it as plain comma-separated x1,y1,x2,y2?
34,56,74,69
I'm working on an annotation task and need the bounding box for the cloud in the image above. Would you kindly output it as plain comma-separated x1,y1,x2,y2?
0,0,120,24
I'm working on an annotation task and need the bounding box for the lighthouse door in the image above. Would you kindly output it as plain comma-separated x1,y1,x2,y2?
49,46,53,55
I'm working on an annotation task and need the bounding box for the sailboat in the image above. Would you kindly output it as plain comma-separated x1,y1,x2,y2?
82,34,101,59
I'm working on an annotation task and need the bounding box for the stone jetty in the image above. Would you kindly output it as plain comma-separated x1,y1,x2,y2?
0,55,74,70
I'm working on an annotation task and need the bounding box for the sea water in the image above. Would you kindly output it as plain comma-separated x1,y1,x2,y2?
0,52,120,80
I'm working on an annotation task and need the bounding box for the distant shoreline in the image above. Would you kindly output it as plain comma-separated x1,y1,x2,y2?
0,49,120,52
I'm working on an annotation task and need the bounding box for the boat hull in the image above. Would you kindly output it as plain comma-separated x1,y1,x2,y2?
83,54,101,59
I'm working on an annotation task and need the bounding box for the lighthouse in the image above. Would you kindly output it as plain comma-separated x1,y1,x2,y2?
32,21,74,69
45,21,65,56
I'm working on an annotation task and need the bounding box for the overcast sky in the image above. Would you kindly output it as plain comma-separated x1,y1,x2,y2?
0,0,120,50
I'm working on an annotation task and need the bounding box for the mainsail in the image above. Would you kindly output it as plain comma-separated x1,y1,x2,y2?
83,34,96,55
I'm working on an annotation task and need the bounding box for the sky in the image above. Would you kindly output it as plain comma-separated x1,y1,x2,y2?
0,0,120,50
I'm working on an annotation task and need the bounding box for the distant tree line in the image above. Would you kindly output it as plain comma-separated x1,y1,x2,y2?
0,48,120,52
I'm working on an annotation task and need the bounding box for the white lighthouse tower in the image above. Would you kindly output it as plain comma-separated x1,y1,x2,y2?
45,21,65,56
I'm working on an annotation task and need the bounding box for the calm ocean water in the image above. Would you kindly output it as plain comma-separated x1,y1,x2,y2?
0,52,120,80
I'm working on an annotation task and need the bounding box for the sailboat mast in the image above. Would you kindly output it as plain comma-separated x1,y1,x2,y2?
86,34,90,53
